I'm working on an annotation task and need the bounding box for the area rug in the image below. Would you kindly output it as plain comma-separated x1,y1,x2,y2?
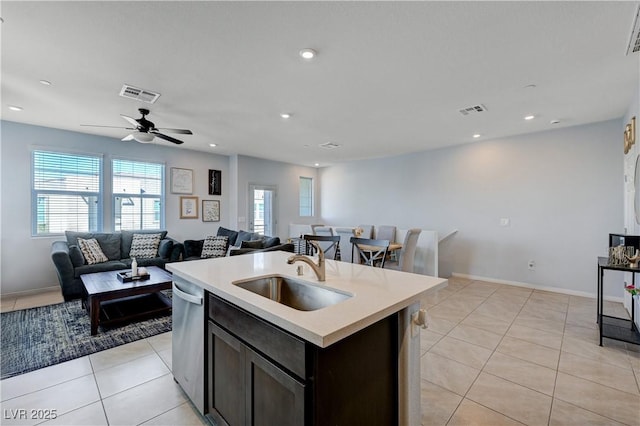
1,297,172,380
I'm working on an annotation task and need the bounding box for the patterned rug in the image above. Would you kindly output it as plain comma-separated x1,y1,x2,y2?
1,296,172,380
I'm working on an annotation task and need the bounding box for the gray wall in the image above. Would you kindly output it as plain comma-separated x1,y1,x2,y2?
1,121,229,294
320,120,623,296
234,155,320,239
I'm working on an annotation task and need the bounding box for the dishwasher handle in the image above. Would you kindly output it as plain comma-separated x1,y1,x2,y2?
173,282,203,305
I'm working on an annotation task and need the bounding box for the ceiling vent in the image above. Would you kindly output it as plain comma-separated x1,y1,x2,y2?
119,84,161,104
318,142,341,149
627,5,640,55
458,104,488,116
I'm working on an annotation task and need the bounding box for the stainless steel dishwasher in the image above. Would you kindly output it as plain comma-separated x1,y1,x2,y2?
172,277,205,414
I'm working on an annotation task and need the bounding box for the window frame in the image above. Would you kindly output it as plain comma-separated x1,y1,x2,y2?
111,157,165,231
31,148,103,237
299,176,314,217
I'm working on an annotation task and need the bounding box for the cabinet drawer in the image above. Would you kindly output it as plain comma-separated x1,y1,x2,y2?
208,293,307,379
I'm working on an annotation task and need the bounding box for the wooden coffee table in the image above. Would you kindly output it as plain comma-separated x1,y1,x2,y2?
81,266,173,335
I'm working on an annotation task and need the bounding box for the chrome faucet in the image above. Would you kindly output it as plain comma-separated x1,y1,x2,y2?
287,241,326,281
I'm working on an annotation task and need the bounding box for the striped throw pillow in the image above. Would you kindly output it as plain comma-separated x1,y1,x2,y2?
129,233,162,259
77,238,108,265
201,236,228,259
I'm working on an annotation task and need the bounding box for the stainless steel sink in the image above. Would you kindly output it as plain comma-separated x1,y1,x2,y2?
232,275,352,311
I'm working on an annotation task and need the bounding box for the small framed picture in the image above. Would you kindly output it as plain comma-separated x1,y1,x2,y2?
180,196,199,219
171,168,193,194
202,200,220,222
208,169,222,195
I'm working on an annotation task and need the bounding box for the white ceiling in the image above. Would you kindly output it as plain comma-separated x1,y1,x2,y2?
2,1,639,166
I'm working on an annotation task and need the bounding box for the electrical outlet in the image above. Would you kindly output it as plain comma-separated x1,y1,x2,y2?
528,260,536,270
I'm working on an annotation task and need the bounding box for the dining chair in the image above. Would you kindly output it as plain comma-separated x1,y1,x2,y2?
357,225,374,239
303,234,340,260
387,228,422,273
350,237,390,268
375,225,397,261
335,228,356,263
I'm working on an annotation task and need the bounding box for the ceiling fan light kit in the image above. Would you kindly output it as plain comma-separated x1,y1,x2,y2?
132,131,155,143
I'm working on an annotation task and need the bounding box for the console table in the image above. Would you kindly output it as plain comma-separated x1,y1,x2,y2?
597,257,640,346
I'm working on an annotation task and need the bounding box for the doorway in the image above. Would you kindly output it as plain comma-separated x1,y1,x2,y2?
249,184,277,236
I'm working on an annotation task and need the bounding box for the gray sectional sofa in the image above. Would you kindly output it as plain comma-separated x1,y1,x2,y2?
51,230,182,300
182,227,294,261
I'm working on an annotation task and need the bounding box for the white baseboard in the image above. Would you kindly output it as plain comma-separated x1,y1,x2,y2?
451,272,624,303
1,285,60,300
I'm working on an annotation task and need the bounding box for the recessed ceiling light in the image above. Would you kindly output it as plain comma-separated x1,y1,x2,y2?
524,84,537,89
299,48,316,59
39,80,52,86
209,143,217,147
314,163,320,167
473,134,481,138
550,119,560,125
8,105,23,111
524,115,535,120
280,113,291,119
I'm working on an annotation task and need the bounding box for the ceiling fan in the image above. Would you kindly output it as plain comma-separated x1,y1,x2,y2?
81,108,192,144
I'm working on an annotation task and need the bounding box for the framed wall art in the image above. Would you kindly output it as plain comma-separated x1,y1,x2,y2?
171,167,194,194
180,196,199,219
202,200,220,222
208,169,222,195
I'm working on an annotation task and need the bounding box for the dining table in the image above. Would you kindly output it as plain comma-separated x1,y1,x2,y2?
356,242,403,266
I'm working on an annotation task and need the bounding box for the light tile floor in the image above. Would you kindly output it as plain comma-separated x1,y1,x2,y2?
1,278,639,425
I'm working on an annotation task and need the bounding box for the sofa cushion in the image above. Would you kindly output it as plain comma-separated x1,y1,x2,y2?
74,260,128,278
263,237,281,248
184,240,205,259
77,238,108,265
68,245,85,267
202,236,229,259
235,230,256,247
121,230,168,259
65,231,121,260
217,227,239,246
129,233,162,259
241,239,264,249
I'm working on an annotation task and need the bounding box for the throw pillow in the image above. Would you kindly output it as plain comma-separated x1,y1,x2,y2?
235,230,255,247
263,237,281,248
77,238,108,265
68,245,86,266
129,233,162,259
216,227,239,246
240,239,264,249
201,236,229,259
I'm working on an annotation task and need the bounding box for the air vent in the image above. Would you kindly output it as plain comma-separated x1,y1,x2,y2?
318,142,341,149
459,104,488,116
119,84,161,104
627,5,640,55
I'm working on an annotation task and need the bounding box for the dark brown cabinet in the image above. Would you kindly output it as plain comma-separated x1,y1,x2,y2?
206,293,398,426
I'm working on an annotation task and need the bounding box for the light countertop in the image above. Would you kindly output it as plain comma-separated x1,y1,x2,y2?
167,251,447,347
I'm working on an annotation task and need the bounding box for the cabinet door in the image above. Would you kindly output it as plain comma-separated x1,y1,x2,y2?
246,348,306,426
208,321,245,426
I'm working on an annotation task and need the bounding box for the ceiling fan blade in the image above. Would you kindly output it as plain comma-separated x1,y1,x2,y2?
120,115,140,128
80,124,134,129
150,131,184,145
122,134,135,141
156,128,193,135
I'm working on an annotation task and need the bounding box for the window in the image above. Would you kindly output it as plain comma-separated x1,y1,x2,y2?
299,177,313,217
32,150,102,236
112,159,164,231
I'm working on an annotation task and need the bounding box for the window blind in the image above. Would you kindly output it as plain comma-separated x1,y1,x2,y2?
112,159,164,231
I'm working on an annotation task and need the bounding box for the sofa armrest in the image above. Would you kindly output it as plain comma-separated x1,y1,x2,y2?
158,238,175,260
51,240,74,285
170,242,185,262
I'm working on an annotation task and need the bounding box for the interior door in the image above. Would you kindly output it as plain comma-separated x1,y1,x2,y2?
249,184,277,236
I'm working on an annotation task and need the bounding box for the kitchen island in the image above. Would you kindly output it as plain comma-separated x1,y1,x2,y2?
167,251,446,425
